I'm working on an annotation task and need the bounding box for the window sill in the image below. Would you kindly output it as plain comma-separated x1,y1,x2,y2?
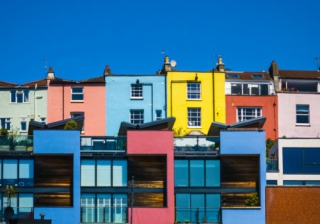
222,206,261,209
71,100,84,103
130,97,143,100
186,99,202,101
188,126,202,129
9,102,30,104
295,124,310,127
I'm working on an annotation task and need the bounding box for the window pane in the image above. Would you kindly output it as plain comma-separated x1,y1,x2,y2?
81,160,95,186
10,91,16,102
251,85,259,95
24,90,29,102
72,88,83,93
187,83,200,99
191,194,204,222
206,194,221,223
206,160,220,187
97,194,111,222
3,159,18,186
17,93,23,103
72,94,84,101
176,194,190,222
19,160,34,187
261,85,269,95
19,193,33,213
21,121,27,131
81,194,96,223
296,115,309,124
97,160,111,186
113,194,127,223
174,160,189,186
231,84,241,95
243,84,249,95
305,165,320,174
283,180,304,185
283,148,303,174
131,84,143,98
305,149,320,164
190,160,204,187
113,160,127,186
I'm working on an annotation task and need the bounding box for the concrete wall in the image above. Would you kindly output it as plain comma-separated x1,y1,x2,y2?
278,93,320,138
266,187,320,224
33,130,80,224
127,130,174,224
267,138,320,185
220,130,266,224
226,95,278,140
167,71,226,135
0,87,47,134
106,75,166,136
47,84,106,136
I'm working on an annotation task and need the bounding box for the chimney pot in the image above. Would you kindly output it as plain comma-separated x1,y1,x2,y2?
47,67,55,80
104,65,111,76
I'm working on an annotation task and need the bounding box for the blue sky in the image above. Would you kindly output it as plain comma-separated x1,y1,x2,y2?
1,0,320,84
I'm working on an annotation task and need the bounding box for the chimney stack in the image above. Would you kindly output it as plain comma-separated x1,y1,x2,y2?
104,65,111,76
215,57,225,72
46,67,55,80
269,61,280,91
161,56,171,74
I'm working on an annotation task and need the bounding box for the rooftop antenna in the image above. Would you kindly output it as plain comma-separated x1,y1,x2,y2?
44,59,49,75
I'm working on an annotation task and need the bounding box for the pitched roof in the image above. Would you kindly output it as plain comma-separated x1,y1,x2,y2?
278,70,320,79
49,76,105,84
225,72,272,81
21,78,47,87
0,81,18,87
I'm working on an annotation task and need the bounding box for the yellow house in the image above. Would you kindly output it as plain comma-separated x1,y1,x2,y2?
163,56,226,135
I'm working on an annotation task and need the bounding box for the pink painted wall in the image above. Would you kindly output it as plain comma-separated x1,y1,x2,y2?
47,84,106,136
127,130,175,224
278,93,320,138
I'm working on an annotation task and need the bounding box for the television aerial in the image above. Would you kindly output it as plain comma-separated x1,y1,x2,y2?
170,60,177,68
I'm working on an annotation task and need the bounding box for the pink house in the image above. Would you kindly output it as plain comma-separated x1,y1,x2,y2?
47,67,106,136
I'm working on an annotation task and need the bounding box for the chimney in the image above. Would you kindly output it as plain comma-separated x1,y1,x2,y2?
269,61,280,91
46,67,54,80
104,65,111,76
161,56,171,74
215,57,225,72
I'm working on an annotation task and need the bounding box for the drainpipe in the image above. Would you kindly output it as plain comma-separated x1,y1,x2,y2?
62,84,65,119
131,176,134,224
34,84,37,121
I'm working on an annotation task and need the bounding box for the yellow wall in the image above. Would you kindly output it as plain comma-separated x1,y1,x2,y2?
167,71,226,135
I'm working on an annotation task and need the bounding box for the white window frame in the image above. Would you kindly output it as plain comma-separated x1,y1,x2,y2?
187,83,201,100
130,110,144,124
0,118,11,131
10,90,29,103
20,118,27,132
296,105,309,125
71,87,84,101
155,110,162,120
188,108,201,127
230,83,269,95
131,84,143,99
237,107,262,122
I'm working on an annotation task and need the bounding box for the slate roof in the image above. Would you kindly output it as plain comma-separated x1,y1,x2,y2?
278,70,320,79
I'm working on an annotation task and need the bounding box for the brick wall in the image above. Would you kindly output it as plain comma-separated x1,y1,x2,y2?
266,186,320,224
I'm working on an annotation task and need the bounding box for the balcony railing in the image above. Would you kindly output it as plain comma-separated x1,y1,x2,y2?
175,207,221,223
0,135,33,152
81,137,127,151
174,136,219,153
81,206,127,223
0,207,33,220
267,159,278,172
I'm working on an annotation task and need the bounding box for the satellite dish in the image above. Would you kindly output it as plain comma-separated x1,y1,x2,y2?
170,60,177,68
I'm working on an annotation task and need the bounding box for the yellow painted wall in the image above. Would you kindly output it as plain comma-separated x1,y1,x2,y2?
167,71,226,135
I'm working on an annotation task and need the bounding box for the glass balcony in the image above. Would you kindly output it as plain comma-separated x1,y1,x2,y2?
174,136,219,153
81,206,127,223
266,159,278,172
175,207,221,223
0,207,33,220
0,135,33,152
81,137,127,151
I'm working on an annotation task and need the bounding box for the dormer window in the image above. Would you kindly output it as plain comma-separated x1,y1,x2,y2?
10,90,29,103
227,74,240,79
252,74,265,79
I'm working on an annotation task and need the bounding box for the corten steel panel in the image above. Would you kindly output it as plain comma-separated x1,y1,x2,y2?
266,187,320,224
226,95,278,140
127,130,174,224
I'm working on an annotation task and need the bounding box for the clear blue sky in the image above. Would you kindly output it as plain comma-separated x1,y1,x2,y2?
1,0,320,84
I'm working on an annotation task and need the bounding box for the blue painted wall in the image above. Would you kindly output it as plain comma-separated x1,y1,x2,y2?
220,130,266,224
33,130,80,224
106,75,166,136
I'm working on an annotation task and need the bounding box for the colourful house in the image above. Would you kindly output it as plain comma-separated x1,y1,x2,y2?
105,66,166,136
165,56,226,135
47,67,106,136
0,79,47,135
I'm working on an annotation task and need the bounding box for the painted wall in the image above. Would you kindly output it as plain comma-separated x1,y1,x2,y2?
226,95,278,140
220,130,266,224
47,84,106,136
278,93,320,138
0,87,47,134
167,71,226,134
106,75,166,136
33,130,80,224
127,130,174,224
267,138,320,185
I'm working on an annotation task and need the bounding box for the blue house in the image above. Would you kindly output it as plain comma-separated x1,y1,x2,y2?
105,68,166,136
